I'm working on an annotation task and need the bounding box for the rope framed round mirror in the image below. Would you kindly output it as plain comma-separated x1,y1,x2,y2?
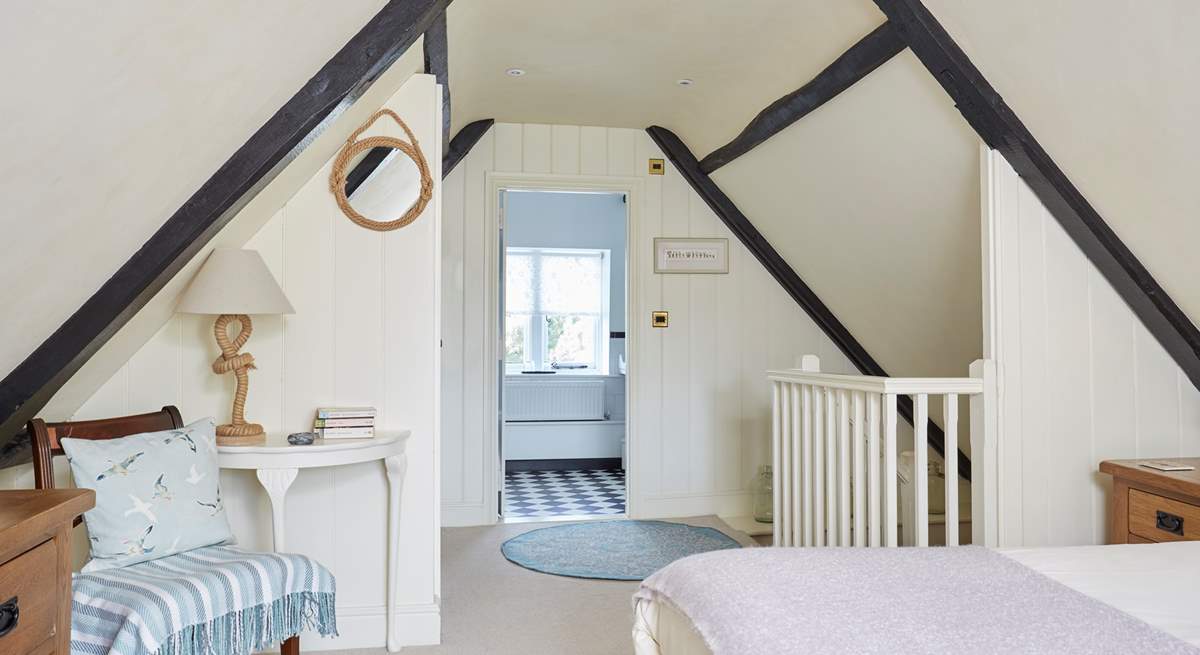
329,109,433,231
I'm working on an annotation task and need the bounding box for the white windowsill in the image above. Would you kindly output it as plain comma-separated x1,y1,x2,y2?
505,370,623,379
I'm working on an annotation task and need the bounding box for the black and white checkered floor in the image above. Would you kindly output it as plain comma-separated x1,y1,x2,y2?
504,469,626,519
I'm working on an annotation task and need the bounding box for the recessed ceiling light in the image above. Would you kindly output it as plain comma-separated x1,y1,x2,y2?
676,78,695,87
506,68,526,77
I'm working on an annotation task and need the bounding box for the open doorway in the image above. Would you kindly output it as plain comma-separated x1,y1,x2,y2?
499,189,628,523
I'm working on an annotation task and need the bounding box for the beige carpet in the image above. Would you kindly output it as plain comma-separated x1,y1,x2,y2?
331,516,752,655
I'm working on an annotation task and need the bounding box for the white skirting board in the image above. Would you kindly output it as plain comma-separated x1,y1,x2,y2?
634,491,754,520
442,501,493,528
302,602,441,651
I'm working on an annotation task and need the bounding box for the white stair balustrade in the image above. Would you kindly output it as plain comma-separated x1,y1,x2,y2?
768,356,998,548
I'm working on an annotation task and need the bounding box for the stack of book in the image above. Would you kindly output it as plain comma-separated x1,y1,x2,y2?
313,407,376,439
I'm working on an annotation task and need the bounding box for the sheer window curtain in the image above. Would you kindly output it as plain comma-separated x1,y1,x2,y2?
506,248,610,372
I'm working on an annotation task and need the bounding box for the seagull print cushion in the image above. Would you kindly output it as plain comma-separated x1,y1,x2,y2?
62,417,234,571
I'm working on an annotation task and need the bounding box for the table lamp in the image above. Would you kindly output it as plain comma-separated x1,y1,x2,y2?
177,249,294,445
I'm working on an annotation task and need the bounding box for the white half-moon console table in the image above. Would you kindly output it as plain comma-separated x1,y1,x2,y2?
218,431,410,652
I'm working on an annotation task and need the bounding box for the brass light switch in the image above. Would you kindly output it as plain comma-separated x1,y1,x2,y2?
649,159,665,175
652,311,669,328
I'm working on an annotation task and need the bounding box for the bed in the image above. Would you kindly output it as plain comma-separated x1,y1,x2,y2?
633,542,1200,654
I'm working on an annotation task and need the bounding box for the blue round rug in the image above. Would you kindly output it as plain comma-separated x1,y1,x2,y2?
500,520,741,580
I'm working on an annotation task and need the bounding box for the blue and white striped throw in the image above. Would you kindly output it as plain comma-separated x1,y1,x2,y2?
71,546,337,655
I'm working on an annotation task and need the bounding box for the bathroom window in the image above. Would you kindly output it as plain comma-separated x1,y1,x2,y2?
506,247,610,372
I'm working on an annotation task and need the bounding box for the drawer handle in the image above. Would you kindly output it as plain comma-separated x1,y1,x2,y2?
0,596,17,638
1156,510,1185,536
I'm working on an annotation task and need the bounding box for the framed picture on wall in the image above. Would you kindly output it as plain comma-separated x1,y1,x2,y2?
653,238,729,274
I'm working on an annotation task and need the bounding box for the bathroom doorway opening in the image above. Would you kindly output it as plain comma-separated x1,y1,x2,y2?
497,188,630,523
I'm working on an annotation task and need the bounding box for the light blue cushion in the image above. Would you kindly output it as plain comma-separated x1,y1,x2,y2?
62,417,234,571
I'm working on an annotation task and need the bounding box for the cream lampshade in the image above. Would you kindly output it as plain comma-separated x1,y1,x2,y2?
178,249,294,445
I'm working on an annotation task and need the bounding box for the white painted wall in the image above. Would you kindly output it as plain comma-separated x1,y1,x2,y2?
4,75,443,650
37,43,427,428
983,149,1200,547
712,51,982,389
0,2,391,382
440,123,861,526
929,0,1200,333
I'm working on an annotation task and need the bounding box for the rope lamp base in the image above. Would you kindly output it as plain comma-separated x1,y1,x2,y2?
216,424,266,445
212,314,267,447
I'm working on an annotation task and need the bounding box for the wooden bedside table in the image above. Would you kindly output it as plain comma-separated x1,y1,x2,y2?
1099,458,1200,545
0,489,94,654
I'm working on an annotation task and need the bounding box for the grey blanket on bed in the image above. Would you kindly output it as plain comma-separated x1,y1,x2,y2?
634,546,1198,654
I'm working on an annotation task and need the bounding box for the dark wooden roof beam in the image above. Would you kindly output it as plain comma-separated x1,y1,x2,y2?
443,119,494,178
423,9,451,155
0,0,450,461
874,0,1200,390
649,125,971,480
699,22,905,174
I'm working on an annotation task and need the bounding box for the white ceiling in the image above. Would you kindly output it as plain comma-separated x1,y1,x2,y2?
0,0,388,379
4,0,1198,405
711,51,982,379
449,0,983,377
925,0,1200,328
447,0,884,155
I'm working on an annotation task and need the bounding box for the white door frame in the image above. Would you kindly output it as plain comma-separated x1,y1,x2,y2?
483,172,644,524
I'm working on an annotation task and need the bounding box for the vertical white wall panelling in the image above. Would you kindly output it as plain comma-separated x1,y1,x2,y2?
687,190,718,495
1087,265,1137,542
634,134,665,499
382,76,442,619
521,123,552,174
492,122,523,173
439,123,863,524
61,74,443,650
658,157,693,497
126,318,182,414
330,106,388,616
579,126,608,176
739,243,770,490
1182,370,1200,455
1015,174,1050,547
1136,323,1183,458
715,203,743,493
1041,201,1092,546
551,124,581,175
606,129,638,177
441,153,467,509
982,148,1200,547
458,126,494,522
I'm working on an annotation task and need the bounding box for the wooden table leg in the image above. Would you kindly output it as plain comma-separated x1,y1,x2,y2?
256,468,299,551
385,454,408,652
281,635,300,654
1110,478,1130,544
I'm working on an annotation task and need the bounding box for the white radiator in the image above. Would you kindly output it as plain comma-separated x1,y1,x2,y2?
504,377,607,421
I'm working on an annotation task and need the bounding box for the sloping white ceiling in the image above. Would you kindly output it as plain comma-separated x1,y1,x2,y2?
926,0,1200,329
447,0,883,155
710,51,982,379
445,0,989,383
8,0,1196,439
0,1,388,379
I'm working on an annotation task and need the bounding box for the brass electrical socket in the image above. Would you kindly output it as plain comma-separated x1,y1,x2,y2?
652,311,669,328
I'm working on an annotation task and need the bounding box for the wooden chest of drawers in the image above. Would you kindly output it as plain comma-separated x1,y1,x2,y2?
1100,459,1200,545
0,490,93,655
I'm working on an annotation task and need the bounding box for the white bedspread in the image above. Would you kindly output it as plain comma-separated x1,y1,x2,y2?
1002,541,1200,647
634,545,1200,654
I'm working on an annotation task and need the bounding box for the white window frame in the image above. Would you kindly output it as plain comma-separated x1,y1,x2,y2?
505,246,610,373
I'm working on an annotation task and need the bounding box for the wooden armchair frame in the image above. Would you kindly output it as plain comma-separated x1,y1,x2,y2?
26,406,299,655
